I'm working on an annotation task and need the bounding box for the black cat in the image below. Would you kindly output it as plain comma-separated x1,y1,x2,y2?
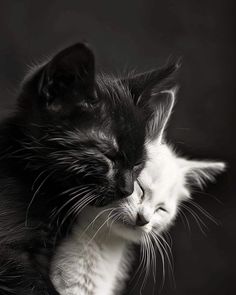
0,43,177,294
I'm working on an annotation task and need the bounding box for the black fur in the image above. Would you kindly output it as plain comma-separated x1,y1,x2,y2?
0,43,177,294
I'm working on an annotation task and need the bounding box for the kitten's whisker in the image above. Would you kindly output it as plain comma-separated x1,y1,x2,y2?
150,232,166,288
181,203,207,235
156,233,173,264
149,234,157,283
154,233,174,284
191,188,223,205
178,210,191,232
130,235,146,289
188,200,218,225
140,234,151,293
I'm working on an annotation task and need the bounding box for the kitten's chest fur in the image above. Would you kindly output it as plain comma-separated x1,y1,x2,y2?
51,223,131,295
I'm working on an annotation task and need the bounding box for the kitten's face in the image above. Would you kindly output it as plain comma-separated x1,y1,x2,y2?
18,43,179,211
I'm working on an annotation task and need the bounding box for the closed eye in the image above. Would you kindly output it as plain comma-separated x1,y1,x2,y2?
155,205,167,213
137,179,145,200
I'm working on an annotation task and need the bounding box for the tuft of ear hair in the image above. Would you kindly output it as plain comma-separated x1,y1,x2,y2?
124,60,180,106
37,43,96,115
179,159,226,188
122,60,180,141
144,86,177,141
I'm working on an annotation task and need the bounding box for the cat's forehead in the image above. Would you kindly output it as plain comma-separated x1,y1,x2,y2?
137,142,183,201
145,142,178,179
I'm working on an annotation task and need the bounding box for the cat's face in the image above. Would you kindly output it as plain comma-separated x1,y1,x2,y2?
17,43,179,211
84,89,225,242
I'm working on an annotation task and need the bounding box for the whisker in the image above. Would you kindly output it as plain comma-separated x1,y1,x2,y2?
25,170,54,226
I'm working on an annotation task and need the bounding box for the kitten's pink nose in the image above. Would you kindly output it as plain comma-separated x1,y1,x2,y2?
136,213,149,226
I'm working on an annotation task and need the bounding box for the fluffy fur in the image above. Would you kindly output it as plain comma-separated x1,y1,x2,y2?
50,89,225,295
0,43,178,294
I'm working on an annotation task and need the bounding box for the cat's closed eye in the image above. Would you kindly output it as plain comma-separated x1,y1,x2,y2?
155,205,167,213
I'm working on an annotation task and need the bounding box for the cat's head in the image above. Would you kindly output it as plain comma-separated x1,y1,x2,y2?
89,89,225,242
15,43,179,208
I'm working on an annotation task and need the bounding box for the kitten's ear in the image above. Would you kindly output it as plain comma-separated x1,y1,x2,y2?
124,62,180,106
146,87,177,141
179,159,226,188
38,43,96,114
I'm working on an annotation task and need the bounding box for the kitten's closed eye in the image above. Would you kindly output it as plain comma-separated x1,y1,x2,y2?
155,205,167,213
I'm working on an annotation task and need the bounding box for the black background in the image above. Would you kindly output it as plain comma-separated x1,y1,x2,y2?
0,1,235,294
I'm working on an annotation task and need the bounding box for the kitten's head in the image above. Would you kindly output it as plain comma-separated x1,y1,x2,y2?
91,89,225,242
15,43,179,209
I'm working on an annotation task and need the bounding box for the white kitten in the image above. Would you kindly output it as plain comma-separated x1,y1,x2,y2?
50,89,225,295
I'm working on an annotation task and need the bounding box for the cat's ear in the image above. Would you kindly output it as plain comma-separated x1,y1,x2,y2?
123,61,179,141
124,62,180,106
178,159,226,188
37,43,96,114
146,87,177,141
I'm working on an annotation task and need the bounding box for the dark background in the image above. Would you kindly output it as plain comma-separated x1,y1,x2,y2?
0,1,235,294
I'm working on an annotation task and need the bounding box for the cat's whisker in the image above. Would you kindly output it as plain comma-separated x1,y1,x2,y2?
178,209,192,232
87,209,118,245
67,193,97,221
140,233,151,293
107,211,121,230
148,234,157,283
65,192,99,234
50,186,93,221
191,188,223,205
163,231,173,248
25,170,55,226
129,235,147,289
156,233,173,264
150,232,166,288
154,232,175,285
31,168,49,191
182,203,209,229
188,199,218,225
79,208,116,239
181,203,208,235
55,192,98,237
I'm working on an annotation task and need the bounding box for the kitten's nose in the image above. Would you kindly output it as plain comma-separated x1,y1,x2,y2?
136,213,149,226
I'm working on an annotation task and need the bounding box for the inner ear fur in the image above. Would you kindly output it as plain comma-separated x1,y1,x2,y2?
178,159,226,188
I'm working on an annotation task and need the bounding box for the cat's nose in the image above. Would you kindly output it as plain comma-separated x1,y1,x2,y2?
136,213,149,226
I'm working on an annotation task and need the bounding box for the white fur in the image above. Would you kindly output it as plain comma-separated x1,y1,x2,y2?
50,90,225,295
51,210,131,295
